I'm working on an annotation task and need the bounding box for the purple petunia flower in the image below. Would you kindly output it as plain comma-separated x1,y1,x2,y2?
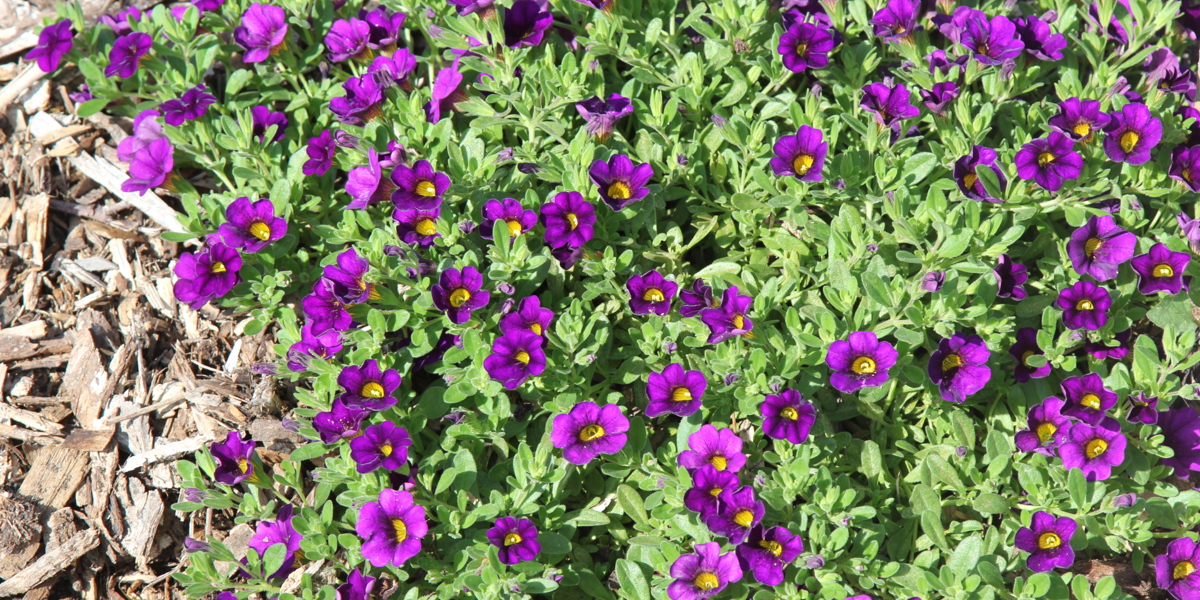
1014,132,1083,192
1171,146,1200,193
1131,243,1191,294
337,360,402,411
160,84,216,126
325,18,371,62
703,486,764,544
286,323,343,372
487,517,541,565
1009,327,1051,382
551,402,629,465
250,105,287,143
349,422,412,474
770,125,827,181
391,159,450,211
447,0,495,16
247,505,302,579
1162,403,1200,476
680,280,717,317
684,465,738,515
312,398,369,444
424,60,465,124
777,21,836,73
952,146,1006,203
302,279,354,335
1156,538,1200,600
211,431,257,485
590,154,653,211
1013,14,1066,61
668,542,742,600
481,198,538,240
369,50,417,87
1047,98,1111,142
345,148,396,209
69,84,93,105
937,6,987,44
99,7,143,35
431,266,490,324
540,191,595,249
928,333,992,403
926,49,967,74
331,75,384,125
303,130,336,177
26,20,74,73
958,14,1024,65
920,82,959,116
1014,511,1076,572
122,137,175,195
871,0,920,42
1128,392,1159,425
1056,281,1112,330
324,248,377,305
394,208,441,247
484,330,547,389
626,271,678,316
576,94,633,141
218,197,287,254
1060,372,1118,425
337,569,376,600
736,526,804,586
1059,417,1126,481
173,240,241,309
679,424,746,473
700,287,754,344
860,82,919,129
1103,103,1162,165
235,4,289,63
503,0,553,48
1014,397,1070,456
760,389,816,444
645,363,707,417
499,296,554,337
825,331,898,393
117,109,165,162
361,7,405,49
1067,215,1137,281
1086,328,1133,360
994,254,1029,300
1179,212,1200,254
105,32,152,78
357,489,428,567
921,271,945,292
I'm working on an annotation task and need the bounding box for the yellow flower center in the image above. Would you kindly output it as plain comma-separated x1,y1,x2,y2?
415,180,437,197
504,532,522,546
1080,394,1101,410
733,510,754,528
1154,264,1175,278
392,519,408,543
449,288,471,307
362,382,385,398
710,455,727,471
1037,152,1055,167
380,443,393,456
643,288,665,302
1176,561,1196,580
415,219,437,236
780,406,799,420
852,356,876,374
693,573,719,590
1021,350,1036,367
237,458,249,474
671,387,693,402
1037,532,1061,550
1084,237,1102,257
530,323,543,335
515,351,531,365
941,353,963,371
368,284,382,301
1036,422,1057,443
1073,123,1091,138
506,220,523,237
1076,299,1094,311
792,154,814,175
794,43,807,56
1184,169,1194,183
211,261,227,273
1085,438,1108,459
963,172,978,189
566,213,579,230
608,181,631,200
760,540,784,557
248,221,272,241
579,424,605,441
732,314,745,329
708,487,723,497
1120,131,1139,153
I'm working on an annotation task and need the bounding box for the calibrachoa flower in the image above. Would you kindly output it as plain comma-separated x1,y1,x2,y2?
777,21,836,73
1014,397,1070,456
1103,103,1162,165
325,18,371,62
117,110,164,155
218,198,286,253
921,271,945,292
499,296,554,337
1179,213,1200,254
303,130,336,177
391,159,450,210
920,82,959,116
590,154,653,211
700,287,754,343
26,20,73,72
1056,281,1112,330
1014,511,1076,572
1128,393,1159,425
927,333,992,403
1059,418,1126,481
760,389,816,444
1014,14,1066,61
1171,146,1200,192
173,240,241,309
1048,98,1111,142
105,32,152,78
1009,327,1051,382
1014,132,1083,192
1086,328,1133,360
431,266,490,324
247,505,302,579
338,360,402,411
361,7,405,49
211,431,257,485
1067,215,1137,281
770,125,827,182
122,138,174,195
503,0,553,48
349,422,412,473
576,94,633,141
540,191,595,248
860,82,919,129
324,248,377,304
235,3,289,63
346,148,396,209
1162,404,1200,476
684,465,739,515
302,279,353,334
424,60,465,124
645,363,707,417
871,0,920,42
668,542,742,600
1131,243,1191,294
551,402,629,465
736,526,804,586
336,569,376,600
313,398,369,443
825,332,898,392
160,84,215,126
679,279,717,317
1157,538,1200,600
627,271,678,316
394,209,441,247
484,330,547,389
959,15,1024,65
481,198,538,240
331,75,384,125
369,50,416,86
994,253,1029,300
447,0,494,16
487,517,541,565
704,486,765,544
286,323,343,372
250,105,288,142
679,424,746,473
357,489,428,567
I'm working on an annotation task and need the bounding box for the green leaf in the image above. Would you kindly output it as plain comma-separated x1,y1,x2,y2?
1148,293,1196,333
616,484,650,527
615,559,650,600
693,262,741,279
77,98,111,118
539,532,571,555
261,542,288,578
921,509,949,551
287,443,329,462
233,166,264,180
860,440,883,481
972,493,1008,514
1067,467,1088,509
947,535,982,581
902,152,938,185
226,69,254,96
1145,498,1177,529
1132,335,1159,386
569,510,611,526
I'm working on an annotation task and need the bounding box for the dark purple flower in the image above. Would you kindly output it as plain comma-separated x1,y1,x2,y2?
1013,14,1066,60
105,32,153,78
349,422,412,473
1067,215,1137,281
777,21,836,73
590,154,653,211
921,271,945,292
69,84,93,104
183,488,208,502
313,398,369,443
1180,212,1200,254
98,7,143,35
1103,103,1162,165
1060,373,1118,425
552,245,586,269
331,75,384,125
1112,493,1138,508
994,254,1029,300
484,330,547,389
361,7,405,49
1145,47,1181,85
118,109,165,162
1056,281,1112,330
1161,403,1200,476
1014,511,1076,572
26,20,74,73
1047,98,1111,142
338,360,402,411
324,248,377,305
121,138,174,195
424,60,464,124
1131,243,1190,295
1059,417,1126,481
540,191,595,249
1085,328,1132,360
760,389,816,444
736,526,804,586
391,159,450,210
325,18,371,62
247,505,302,579
920,82,959,116
394,208,441,247
860,82,919,129
928,333,992,403
704,486,764,544
1128,393,1159,425
825,331,898,392
1156,538,1200,600
184,537,211,553
431,266,490,324
684,465,738,515
576,94,633,141
646,363,707,418
235,3,289,63
250,105,287,143
1009,327,1051,382
357,489,428,567
679,280,717,317
679,424,746,473
368,50,417,87
953,146,1006,202
770,125,827,181
1087,0,1133,45
958,14,1024,65
668,542,742,600
481,198,538,240
303,130,336,177
487,517,541,564
1171,146,1200,192
551,402,629,464
346,148,396,209
926,49,967,74
1156,68,1199,100
1014,132,1083,192
173,240,241,309
302,279,354,335
218,197,286,253
337,569,376,600
700,287,754,344
503,0,553,48
160,84,216,126
211,431,257,485
447,0,495,16
871,0,920,41
499,296,554,337
1014,397,1070,455
627,270,678,316
286,323,343,372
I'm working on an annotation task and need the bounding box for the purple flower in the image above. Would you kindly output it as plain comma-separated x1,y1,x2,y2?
331,75,384,125
160,84,216,126
503,0,553,48
235,4,289,63
484,330,547,389
361,7,406,49
1180,213,1200,254
953,146,1006,202
481,198,538,240
1128,393,1159,425
700,287,754,344
368,50,417,87
183,537,211,553
25,20,74,73
121,138,174,195
770,125,827,181
250,105,288,143
391,159,450,211
1087,0,1133,45
1171,146,1200,193
1162,403,1200,476
760,389,816,444
394,209,441,247
1156,538,1200,600
247,505,302,579
684,465,738,515
703,486,764,544
1131,243,1191,295
1014,511,1076,572
551,402,629,464
1067,215,1137,281
447,0,495,16
645,363,707,417
211,431,257,485
1014,132,1083,192
1047,98,1111,142
777,21,836,73
576,94,633,141
679,424,746,473
1086,328,1132,360
499,296,554,337
668,542,742,600
302,279,354,335
860,82,919,129
552,246,587,269
286,322,343,372
98,7,143,35
825,331,898,393
921,271,945,292
325,18,371,62
431,266,490,324
1155,67,1199,100
302,130,337,177
590,154,653,211
173,240,241,309
338,360,402,411
487,517,541,564
679,280,717,317
357,489,428,567
105,32,152,78
324,248,377,305
1014,397,1070,455
1009,327,1051,382
117,110,165,162
920,82,959,116
313,398,369,444
993,254,1028,300
928,333,991,403
349,422,412,474
926,49,967,74
337,569,376,600
959,14,1024,65
626,270,678,316
1103,103,1162,165
1059,417,1126,481
218,197,286,253
424,60,465,124
69,84,93,104
1060,373,1118,425
871,0,920,41
345,148,396,209
736,526,804,586
1055,281,1112,330
540,191,595,249
1013,14,1066,61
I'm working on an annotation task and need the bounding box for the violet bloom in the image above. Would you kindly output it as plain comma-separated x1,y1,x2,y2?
99,7,142,35
1128,393,1159,425
1059,418,1126,481
121,138,174,195
626,271,679,316
1179,213,1200,254
346,148,395,209
160,84,216,126
1144,47,1180,83
1103,103,1162,165
105,32,152,78
447,0,495,16
540,191,595,249
1060,372,1118,425
937,5,987,44
871,0,920,41
1171,146,1200,192
770,125,827,182
325,18,371,62
424,60,465,124
235,3,289,63
247,505,302,579
487,517,540,565
576,94,633,141
499,296,554,337
737,526,804,586
1014,397,1070,456
503,0,552,48
704,486,765,544
926,49,968,74
959,14,1024,65
173,240,241,309
302,279,354,335
218,197,287,254
550,402,629,465
1009,327,1051,382
860,82,919,129
760,389,817,444
679,280,717,317
481,198,538,240
357,489,428,567
250,105,287,143
69,84,93,104
1014,511,1076,572
331,75,384,125
431,266,490,324
1086,328,1133,360
928,333,991,403
777,21,836,73
1157,538,1200,600
484,330,547,389
668,542,742,600
645,363,707,418
590,154,653,211
391,159,450,211
679,424,746,473
394,209,441,247
1131,243,1191,294
211,431,257,485
26,20,74,73
1067,215,1137,281
1047,98,1111,142
1162,404,1200,476
313,398,369,443
1014,132,1083,192
953,146,1006,202
324,248,377,305
117,109,165,162
349,422,412,474
994,254,1029,300
552,246,587,270
825,331,898,393
1055,281,1112,330
361,7,405,49
286,323,343,372
337,359,402,411
921,271,945,292
303,130,336,177
700,287,754,343
684,465,738,515
337,569,376,600
1013,14,1066,61
920,82,959,116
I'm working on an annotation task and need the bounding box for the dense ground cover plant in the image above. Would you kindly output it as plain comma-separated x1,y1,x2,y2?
23,0,1200,597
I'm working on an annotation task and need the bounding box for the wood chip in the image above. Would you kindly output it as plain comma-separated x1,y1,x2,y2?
0,320,46,339
118,478,162,568
35,124,90,146
0,404,63,434
0,529,99,596
0,335,39,361
119,436,210,473
0,64,42,119
17,445,88,508
61,428,115,452
59,328,107,428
